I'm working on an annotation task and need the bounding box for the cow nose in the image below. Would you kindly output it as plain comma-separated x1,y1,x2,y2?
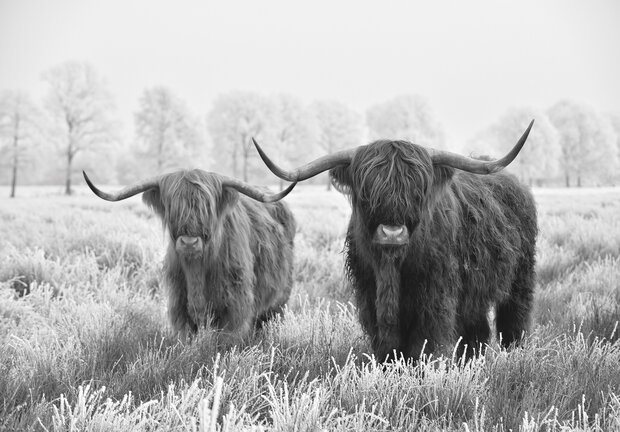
179,236,200,246
176,236,203,258
382,226,404,237
375,224,409,245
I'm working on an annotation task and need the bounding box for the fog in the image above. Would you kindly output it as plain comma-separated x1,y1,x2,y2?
2,0,619,144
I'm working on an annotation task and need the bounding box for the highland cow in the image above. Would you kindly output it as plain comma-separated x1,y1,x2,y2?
253,120,538,362
83,169,297,339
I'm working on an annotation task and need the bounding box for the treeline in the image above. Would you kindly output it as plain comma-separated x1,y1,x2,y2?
1,61,619,197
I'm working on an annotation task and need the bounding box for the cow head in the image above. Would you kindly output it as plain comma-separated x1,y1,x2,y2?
329,140,446,247
83,169,295,260
253,120,534,253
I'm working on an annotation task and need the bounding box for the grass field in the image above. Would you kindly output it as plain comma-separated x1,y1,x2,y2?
1,184,620,431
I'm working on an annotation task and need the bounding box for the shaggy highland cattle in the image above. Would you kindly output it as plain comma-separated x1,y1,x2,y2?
83,169,297,339
254,120,538,362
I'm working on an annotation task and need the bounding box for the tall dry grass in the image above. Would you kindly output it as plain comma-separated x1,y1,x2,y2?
1,185,619,431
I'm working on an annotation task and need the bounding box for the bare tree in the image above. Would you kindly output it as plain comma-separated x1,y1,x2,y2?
43,61,116,195
548,100,618,187
0,90,42,197
366,94,446,149
469,108,560,186
311,100,364,190
134,86,205,174
206,91,274,182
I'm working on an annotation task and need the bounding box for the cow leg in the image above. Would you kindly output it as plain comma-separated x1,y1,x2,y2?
495,259,535,348
455,312,490,362
219,311,253,341
217,273,255,340
405,315,457,363
354,287,399,362
403,292,457,363
168,287,198,335
255,304,286,329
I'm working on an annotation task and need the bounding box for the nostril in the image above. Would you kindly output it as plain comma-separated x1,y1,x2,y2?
381,225,404,237
180,236,199,246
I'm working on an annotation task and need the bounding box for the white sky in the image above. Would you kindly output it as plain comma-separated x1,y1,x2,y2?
1,0,619,145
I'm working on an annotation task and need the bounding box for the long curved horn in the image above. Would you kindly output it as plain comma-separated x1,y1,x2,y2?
253,138,355,181
83,171,159,201
220,175,297,202
430,119,534,174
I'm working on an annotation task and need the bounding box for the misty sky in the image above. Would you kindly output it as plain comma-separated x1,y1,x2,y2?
1,0,619,146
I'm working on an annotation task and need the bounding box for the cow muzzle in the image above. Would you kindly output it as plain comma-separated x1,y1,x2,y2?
373,224,409,246
175,235,204,256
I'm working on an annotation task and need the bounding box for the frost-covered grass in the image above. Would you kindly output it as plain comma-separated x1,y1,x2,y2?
1,185,619,431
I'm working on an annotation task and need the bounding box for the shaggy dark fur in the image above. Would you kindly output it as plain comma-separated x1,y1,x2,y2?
331,140,537,362
142,169,296,339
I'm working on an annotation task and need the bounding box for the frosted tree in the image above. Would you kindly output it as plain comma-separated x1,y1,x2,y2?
311,100,364,190
366,94,446,149
610,114,620,142
469,108,560,186
609,114,620,148
547,100,618,187
606,113,620,185
43,61,117,195
134,86,206,175
270,94,318,189
0,91,42,197
206,91,275,182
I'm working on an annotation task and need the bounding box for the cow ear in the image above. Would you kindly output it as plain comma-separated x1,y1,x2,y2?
218,187,239,215
329,166,353,195
142,189,165,219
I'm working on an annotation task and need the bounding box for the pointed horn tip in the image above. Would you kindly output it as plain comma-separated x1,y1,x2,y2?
82,172,109,200
271,181,297,201
271,181,297,202
495,119,536,170
252,137,265,154
251,137,267,158
517,119,535,146
525,119,535,134
82,170,98,193
253,138,270,161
